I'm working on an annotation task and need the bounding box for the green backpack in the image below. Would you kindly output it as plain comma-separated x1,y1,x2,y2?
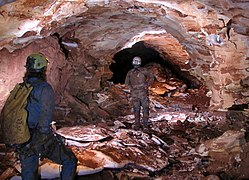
0,83,33,144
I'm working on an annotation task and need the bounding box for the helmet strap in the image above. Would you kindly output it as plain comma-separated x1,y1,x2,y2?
133,65,140,69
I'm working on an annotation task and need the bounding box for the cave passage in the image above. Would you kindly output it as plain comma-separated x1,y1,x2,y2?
109,41,201,89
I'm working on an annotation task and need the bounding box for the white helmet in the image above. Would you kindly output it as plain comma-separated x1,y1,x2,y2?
132,56,141,66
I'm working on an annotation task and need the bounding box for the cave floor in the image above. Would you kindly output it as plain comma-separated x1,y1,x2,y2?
0,89,249,180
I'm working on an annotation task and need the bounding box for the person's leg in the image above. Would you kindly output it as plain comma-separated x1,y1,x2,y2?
141,96,150,129
48,139,77,180
20,153,39,180
132,98,141,130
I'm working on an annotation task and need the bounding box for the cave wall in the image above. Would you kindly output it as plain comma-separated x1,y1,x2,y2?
0,0,248,119
208,32,249,109
0,37,68,109
0,32,129,123
170,31,249,110
141,30,249,110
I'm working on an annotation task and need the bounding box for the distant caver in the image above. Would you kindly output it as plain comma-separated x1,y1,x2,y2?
125,56,154,131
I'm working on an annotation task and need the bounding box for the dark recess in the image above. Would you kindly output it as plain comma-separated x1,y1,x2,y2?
109,41,201,88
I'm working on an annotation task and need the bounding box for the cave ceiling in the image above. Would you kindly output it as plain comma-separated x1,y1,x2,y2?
0,0,249,110
1,1,249,179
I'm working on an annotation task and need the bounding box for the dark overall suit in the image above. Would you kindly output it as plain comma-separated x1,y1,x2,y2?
19,77,77,180
125,67,154,129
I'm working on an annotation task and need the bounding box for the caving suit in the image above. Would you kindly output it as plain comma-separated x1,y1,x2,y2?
125,67,154,129
19,77,77,180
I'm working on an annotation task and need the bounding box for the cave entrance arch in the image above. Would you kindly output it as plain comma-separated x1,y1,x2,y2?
109,41,201,89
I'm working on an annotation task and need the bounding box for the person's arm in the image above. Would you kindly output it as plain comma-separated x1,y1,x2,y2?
30,84,55,154
38,84,55,134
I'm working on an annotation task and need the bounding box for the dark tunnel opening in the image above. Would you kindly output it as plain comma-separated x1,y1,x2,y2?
109,41,201,89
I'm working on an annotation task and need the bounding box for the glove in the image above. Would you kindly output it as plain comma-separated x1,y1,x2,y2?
29,130,51,155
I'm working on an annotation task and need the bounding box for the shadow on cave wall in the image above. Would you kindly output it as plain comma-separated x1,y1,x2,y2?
109,41,201,89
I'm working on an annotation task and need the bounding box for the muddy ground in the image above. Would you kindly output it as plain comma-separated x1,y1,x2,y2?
1,87,249,180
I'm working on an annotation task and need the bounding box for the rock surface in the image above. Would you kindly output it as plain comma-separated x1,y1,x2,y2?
0,1,249,178
0,0,248,114
1,106,249,179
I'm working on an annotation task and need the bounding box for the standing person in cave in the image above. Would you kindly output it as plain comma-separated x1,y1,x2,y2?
18,53,77,179
125,56,154,131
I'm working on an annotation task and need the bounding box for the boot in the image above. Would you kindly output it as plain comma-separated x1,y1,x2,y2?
142,118,149,133
133,120,141,130
133,111,141,130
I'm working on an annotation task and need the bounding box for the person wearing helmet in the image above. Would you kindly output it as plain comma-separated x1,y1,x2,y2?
18,53,77,179
125,56,154,131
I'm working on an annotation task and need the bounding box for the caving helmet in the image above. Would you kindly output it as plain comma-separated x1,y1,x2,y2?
26,53,48,72
132,56,141,68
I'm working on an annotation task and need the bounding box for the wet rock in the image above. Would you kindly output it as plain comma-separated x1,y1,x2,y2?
57,126,169,174
96,84,130,118
145,62,171,82
56,125,113,142
205,174,220,180
3,108,249,179
115,168,149,179
202,130,249,178
0,167,16,180
240,76,249,88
